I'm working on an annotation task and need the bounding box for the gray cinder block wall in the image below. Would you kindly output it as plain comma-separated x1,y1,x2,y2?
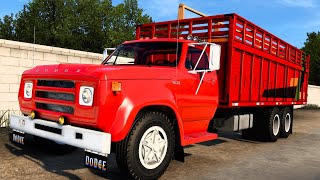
0,39,103,112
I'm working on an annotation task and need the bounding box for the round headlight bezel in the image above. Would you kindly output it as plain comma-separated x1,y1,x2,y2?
79,86,94,106
82,88,92,104
24,82,33,99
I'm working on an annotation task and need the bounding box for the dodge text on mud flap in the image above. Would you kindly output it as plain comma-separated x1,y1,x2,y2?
84,151,107,172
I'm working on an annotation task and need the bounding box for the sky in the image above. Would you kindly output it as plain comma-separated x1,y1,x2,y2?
0,0,319,48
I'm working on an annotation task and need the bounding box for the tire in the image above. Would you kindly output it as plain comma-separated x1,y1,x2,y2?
116,112,175,179
279,107,292,138
265,107,281,142
242,107,281,142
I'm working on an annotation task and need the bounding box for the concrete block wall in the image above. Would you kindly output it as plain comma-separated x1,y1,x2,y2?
0,39,103,112
306,85,320,107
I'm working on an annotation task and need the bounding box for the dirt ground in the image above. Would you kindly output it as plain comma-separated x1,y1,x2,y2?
1,109,320,180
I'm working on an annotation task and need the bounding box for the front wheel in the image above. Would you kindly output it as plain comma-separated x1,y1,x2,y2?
116,112,175,179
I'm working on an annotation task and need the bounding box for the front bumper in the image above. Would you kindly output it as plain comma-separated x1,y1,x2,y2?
10,114,111,154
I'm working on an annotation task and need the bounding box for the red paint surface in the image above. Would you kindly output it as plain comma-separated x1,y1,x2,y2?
18,13,309,146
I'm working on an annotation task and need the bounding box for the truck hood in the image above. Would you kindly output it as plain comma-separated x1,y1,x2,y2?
23,63,176,80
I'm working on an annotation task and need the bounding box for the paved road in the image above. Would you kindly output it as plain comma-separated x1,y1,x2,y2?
1,109,320,180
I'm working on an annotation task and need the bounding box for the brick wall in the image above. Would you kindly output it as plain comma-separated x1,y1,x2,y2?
0,39,103,112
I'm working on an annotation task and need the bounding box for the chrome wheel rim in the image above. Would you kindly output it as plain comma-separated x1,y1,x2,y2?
273,114,280,136
138,126,168,170
285,113,291,133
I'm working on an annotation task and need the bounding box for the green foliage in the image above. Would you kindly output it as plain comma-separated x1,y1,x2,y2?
302,32,320,86
0,0,152,53
0,14,15,40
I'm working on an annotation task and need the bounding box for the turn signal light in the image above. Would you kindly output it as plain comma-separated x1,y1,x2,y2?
58,116,65,125
112,82,122,92
29,111,36,119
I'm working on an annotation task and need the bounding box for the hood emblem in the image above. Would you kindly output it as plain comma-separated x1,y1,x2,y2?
54,69,58,72
36,69,39,72
65,69,68,72
45,69,48,72
76,69,81,72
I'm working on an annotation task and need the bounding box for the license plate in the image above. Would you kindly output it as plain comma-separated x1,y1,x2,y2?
12,131,25,145
84,150,108,172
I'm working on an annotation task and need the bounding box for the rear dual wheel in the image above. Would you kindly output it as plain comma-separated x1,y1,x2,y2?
242,107,281,142
267,107,280,142
280,107,293,138
242,107,291,142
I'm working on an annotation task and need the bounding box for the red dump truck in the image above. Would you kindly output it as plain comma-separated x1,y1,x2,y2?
10,13,309,179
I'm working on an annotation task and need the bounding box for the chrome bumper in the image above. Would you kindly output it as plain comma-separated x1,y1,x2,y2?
10,114,111,154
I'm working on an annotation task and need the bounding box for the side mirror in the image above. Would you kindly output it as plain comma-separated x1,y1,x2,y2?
103,48,116,61
209,44,221,71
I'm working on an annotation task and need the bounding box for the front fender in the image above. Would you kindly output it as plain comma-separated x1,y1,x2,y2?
109,100,184,143
104,79,184,143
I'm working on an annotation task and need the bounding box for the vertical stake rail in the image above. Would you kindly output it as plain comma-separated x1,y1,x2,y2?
286,46,289,61
243,23,247,44
168,24,171,38
262,32,265,52
189,21,193,35
250,55,255,101
226,15,236,104
253,27,256,48
295,49,298,64
208,19,212,42
277,40,280,57
151,25,155,38
270,36,273,54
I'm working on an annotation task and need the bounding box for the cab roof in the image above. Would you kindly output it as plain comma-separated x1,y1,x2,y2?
123,38,194,44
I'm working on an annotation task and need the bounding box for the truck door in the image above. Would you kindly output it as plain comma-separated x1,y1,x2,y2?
178,47,219,134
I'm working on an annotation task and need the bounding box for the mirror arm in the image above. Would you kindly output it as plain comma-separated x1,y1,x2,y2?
192,43,208,71
195,71,206,95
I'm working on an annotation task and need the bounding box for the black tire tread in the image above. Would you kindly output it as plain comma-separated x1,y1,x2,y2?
242,107,280,142
279,106,292,138
116,111,175,180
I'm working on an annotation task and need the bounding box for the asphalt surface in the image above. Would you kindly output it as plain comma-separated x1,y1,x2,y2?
0,109,320,180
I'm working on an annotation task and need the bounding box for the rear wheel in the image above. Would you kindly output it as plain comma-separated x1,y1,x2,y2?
116,112,175,179
280,107,292,138
242,107,280,142
268,107,281,142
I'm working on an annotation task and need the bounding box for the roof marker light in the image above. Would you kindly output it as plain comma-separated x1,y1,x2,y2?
187,34,193,40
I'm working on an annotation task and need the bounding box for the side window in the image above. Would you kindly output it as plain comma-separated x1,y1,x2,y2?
185,47,209,70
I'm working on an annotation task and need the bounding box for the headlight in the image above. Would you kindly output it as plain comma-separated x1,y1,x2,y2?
24,82,33,99
79,86,94,106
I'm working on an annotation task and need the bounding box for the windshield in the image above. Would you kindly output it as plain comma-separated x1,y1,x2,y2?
103,42,182,66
